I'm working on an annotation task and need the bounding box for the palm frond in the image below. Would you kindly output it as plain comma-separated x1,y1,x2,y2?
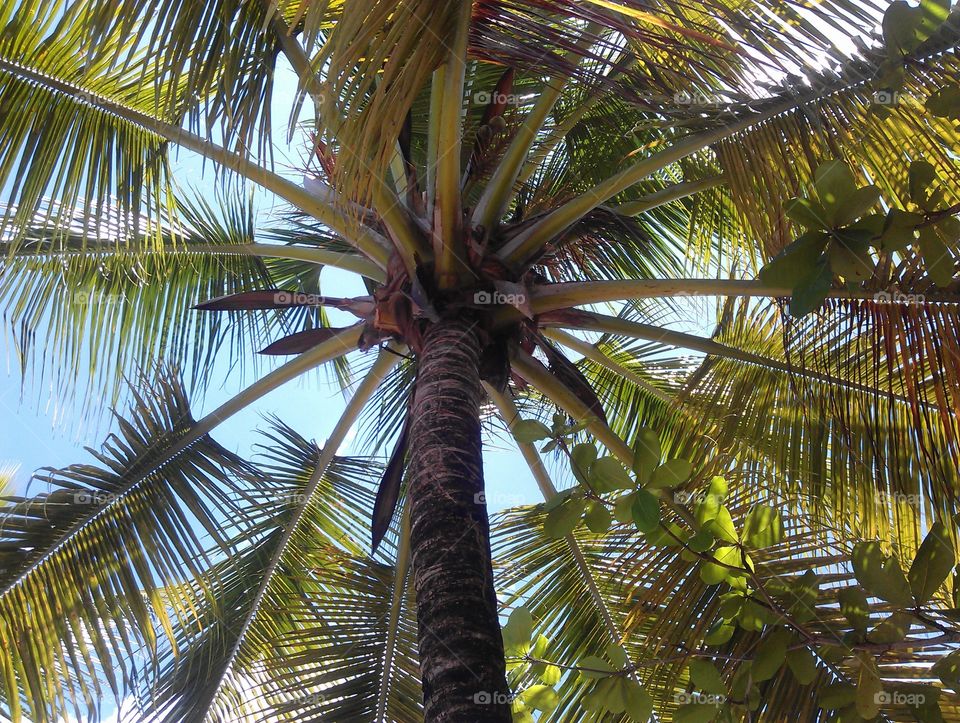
0,370,260,722
0,192,362,421
137,420,414,723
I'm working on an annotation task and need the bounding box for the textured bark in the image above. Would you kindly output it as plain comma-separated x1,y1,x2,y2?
407,317,510,722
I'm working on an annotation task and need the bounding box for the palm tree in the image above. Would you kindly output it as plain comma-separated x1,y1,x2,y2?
2,0,960,720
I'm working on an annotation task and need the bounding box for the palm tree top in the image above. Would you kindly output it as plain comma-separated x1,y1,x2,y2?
3,1,960,721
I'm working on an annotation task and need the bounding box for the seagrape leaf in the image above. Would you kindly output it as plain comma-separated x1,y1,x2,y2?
631,489,660,533
758,232,829,288
742,505,784,549
578,655,616,679
518,685,558,713
544,498,585,538
503,606,534,650
689,659,726,695
839,586,870,634
513,419,552,443
751,628,791,681
909,522,956,604
786,646,819,685
933,650,960,693
918,227,955,288
785,196,828,229
868,611,913,644
583,501,612,533
632,428,661,484
852,541,913,606
909,160,940,207
591,456,634,492
789,258,832,317
814,160,858,218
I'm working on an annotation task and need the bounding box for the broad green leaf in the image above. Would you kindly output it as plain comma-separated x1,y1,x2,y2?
838,586,870,634
854,652,882,719
704,506,738,544
591,456,634,492
518,685,558,713
918,226,955,287
786,646,819,685
700,546,742,586
883,1,925,54
689,659,726,695
540,664,561,685
758,232,829,288
704,620,735,645
578,655,616,679
606,644,629,669
631,489,660,533
742,506,784,549
631,428,661,485
820,682,857,710
605,677,630,714
694,476,727,524
503,607,534,649
868,611,913,644
789,258,832,317
581,688,606,712
932,650,960,693
583,501,612,533
814,160,858,218
926,85,960,120
686,528,715,553
881,208,923,251
531,634,550,658
544,498,585,538
834,185,881,226
648,458,693,489
674,701,719,723
902,684,944,722
544,487,574,512
751,628,791,681
785,196,829,230
643,521,686,547
623,682,653,721
909,160,939,206
788,570,821,623
570,442,598,479
614,492,637,523
513,419,553,443
909,522,956,604
829,230,876,281
852,541,913,606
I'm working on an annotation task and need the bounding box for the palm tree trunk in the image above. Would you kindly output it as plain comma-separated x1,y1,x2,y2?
406,316,511,722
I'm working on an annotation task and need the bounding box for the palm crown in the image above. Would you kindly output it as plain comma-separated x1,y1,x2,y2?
2,0,960,721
